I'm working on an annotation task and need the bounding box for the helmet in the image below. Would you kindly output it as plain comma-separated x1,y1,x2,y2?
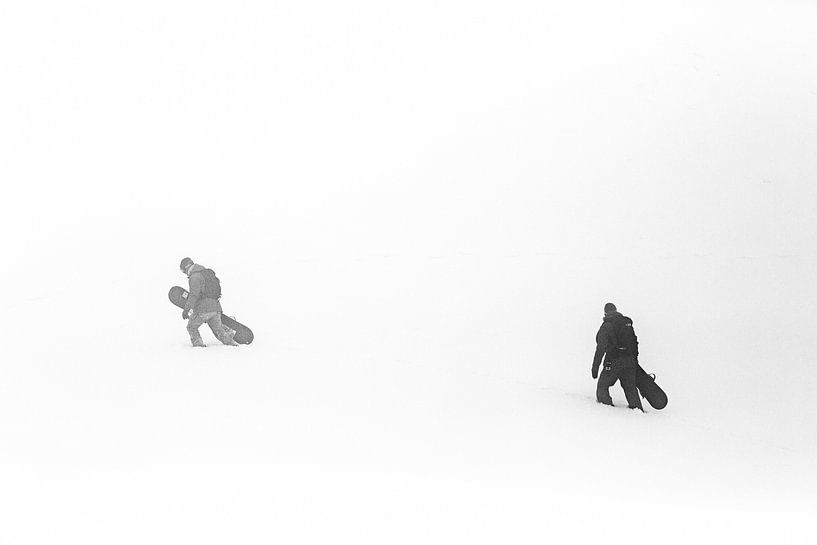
179,257,194,272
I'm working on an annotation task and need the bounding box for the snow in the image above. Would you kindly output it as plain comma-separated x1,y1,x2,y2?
2,0,817,543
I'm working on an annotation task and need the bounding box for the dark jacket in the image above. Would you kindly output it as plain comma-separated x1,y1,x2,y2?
592,311,638,375
185,264,223,314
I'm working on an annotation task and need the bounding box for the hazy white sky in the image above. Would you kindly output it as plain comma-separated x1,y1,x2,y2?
2,0,816,261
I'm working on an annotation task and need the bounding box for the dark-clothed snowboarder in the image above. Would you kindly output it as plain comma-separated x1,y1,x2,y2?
592,303,643,411
179,257,239,347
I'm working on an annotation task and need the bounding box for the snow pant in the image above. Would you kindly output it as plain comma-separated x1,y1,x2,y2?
187,311,238,346
596,355,643,410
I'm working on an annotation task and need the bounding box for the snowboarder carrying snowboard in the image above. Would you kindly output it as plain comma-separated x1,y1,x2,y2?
591,303,643,411
179,257,239,347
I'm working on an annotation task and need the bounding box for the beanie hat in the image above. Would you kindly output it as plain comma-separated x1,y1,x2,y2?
179,257,194,272
604,303,617,313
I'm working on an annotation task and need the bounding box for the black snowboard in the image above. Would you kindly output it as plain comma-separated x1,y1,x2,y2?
168,286,254,345
635,364,667,410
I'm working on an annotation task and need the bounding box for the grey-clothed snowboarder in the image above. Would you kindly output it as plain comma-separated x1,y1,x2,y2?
179,257,239,347
592,303,643,411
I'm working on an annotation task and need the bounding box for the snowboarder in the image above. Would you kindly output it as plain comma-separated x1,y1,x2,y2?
179,257,239,347
591,303,643,411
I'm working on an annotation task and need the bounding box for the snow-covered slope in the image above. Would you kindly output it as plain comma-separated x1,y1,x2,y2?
2,1,816,543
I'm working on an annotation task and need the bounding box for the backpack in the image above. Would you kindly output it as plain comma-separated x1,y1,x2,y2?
199,268,222,299
611,315,638,358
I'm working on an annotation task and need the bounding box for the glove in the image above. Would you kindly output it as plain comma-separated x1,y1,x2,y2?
182,309,190,320
592,368,598,379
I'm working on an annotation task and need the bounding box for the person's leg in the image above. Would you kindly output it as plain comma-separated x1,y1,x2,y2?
618,357,643,411
596,368,616,405
186,312,209,347
207,313,239,346
221,317,236,340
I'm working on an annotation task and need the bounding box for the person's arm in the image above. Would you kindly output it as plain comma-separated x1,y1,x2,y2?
591,325,607,378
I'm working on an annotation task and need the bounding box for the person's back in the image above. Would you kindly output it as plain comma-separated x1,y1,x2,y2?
186,264,223,315
600,312,638,362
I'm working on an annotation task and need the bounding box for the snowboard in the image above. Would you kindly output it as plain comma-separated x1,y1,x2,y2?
168,286,254,345
635,363,667,410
